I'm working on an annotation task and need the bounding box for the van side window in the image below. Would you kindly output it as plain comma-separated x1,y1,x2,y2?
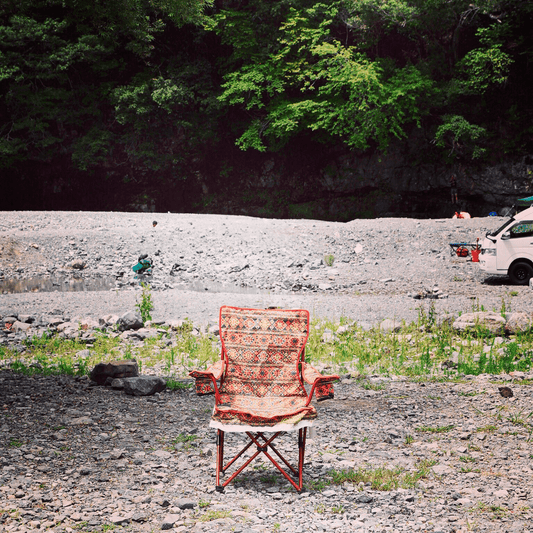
510,222,533,238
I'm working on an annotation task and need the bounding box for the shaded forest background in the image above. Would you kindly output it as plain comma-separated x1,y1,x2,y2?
1,0,532,219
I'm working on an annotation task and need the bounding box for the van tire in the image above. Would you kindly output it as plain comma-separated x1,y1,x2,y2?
509,262,533,285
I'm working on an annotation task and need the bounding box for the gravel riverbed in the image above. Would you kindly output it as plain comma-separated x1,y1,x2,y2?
0,211,530,326
2,211,533,533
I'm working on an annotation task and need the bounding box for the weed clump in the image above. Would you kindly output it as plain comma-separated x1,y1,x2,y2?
136,282,154,323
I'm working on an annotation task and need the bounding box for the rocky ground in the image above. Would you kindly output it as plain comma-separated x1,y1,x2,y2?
2,211,533,533
0,211,530,326
2,368,533,533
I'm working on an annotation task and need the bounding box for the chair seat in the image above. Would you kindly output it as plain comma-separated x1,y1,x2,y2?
209,416,314,433
213,393,317,427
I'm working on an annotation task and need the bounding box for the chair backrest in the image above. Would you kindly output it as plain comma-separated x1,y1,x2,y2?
219,306,310,398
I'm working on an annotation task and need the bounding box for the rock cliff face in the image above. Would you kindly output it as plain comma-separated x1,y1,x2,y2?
204,139,533,220
5,136,532,219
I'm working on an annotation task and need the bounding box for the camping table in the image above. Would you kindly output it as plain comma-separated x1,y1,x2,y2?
449,243,479,258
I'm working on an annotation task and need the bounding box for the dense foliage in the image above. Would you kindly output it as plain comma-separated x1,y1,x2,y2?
1,0,532,211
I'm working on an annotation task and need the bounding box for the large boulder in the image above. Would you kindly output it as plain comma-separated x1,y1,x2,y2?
11,320,31,333
505,312,533,334
90,360,139,385
99,314,119,327
117,311,143,331
379,319,402,333
453,312,506,334
123,376,166,396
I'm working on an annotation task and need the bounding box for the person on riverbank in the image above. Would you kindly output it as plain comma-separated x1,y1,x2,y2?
450,174,458,204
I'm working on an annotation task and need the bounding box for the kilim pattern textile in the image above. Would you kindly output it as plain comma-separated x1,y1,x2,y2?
190,306,339,427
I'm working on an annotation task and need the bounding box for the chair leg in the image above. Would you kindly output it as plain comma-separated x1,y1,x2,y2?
298,427,307,492
215,429,309,493
216,429,224,492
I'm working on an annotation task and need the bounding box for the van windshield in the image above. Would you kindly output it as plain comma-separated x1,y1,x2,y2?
488,218,515,237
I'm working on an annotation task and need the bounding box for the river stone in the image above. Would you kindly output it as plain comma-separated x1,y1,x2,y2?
161,514,180,530
432,464,454,475
90,360,139,385
2,316,18,326
176,499,196,510
379,319,402,333
99,314,119,326
117,310,143,331
111,378,125,389
505,312,533,334
452,312,505,334
69,259,87,270
11,320,31,333
123,376,166,396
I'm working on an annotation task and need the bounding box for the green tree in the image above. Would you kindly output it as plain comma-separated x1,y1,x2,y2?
0,0,213,171
218,3,434,152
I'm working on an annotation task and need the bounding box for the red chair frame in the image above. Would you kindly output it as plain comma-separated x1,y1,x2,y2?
215,428,308,492
190,306,339,493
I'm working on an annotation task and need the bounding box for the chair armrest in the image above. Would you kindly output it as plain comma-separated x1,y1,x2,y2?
189,359,225,398
301,362,339,403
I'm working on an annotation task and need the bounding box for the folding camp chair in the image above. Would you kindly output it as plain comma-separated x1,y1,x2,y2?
190,306,339,492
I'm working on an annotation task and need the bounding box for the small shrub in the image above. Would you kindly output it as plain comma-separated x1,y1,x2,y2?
136,282,154,323
324,254,335,267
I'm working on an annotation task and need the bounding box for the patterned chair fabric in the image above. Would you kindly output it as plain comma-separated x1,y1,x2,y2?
190,306,339,427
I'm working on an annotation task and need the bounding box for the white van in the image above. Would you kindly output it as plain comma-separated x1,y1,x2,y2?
479,206,533,284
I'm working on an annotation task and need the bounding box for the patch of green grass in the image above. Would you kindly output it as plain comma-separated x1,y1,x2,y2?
197,510,232,522
1,316,219,380
327,460,435,491
172,433,198,450
471,502,508,519
459,390,485,397
136,281,154,323
415,425,455,434
356,376,388,391
506,410,533,428
459,466,480,474
476,425,497,433
331,504,345,514
3,299,533,385
259,473,279,484
305,479,329,492
8,438,23,447
165,379,193,391
303,307,533,379
315,503,327,514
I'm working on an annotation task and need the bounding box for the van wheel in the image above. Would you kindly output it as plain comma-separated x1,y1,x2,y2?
509,262,533,285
